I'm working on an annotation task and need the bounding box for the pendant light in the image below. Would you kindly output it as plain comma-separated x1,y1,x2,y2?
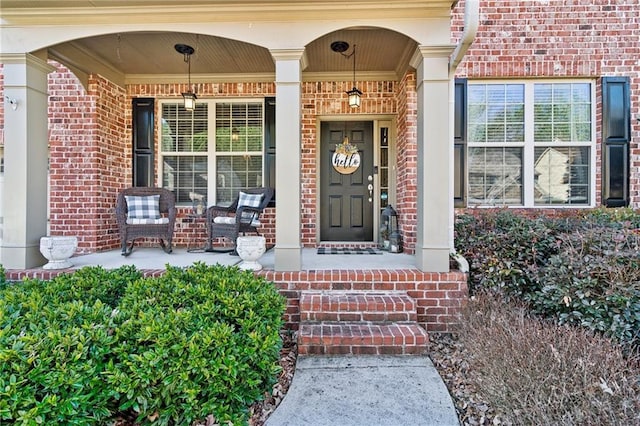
331,40,362,108
175,43,197,111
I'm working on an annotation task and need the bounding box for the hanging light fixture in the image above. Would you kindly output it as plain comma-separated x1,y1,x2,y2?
175,43,197,111
331,41,362,108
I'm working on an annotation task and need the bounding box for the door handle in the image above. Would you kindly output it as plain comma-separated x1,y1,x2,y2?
367,175,373,202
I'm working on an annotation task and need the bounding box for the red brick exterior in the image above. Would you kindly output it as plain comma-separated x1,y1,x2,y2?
48,64,128,253
38,70,415,254
124,81,278,251
452,0,640,208
396,72,418,253
6,1,636,256
260,269,468,333
299,80,401,247
4,267,469,333
0,2,638,253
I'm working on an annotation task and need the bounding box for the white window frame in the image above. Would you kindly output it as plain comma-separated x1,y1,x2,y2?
158,98,265,207
467,79,596,208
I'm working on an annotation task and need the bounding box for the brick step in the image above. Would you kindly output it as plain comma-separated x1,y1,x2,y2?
298,323,429,356
299,291,417,324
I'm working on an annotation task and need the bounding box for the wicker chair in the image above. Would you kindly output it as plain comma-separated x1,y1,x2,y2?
205,187,274,252
115,187,176,256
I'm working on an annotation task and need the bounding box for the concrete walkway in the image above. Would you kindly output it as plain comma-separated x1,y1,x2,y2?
265,355,460,426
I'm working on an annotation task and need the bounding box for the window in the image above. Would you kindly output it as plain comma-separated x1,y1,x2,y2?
467,81,594,207
159,100,264,206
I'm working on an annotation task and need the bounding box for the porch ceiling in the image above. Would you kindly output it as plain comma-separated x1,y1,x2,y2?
47,28,419,80
2,1,458,84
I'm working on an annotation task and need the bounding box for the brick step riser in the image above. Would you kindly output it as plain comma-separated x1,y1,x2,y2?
298,323,429,356
301,312,417,323
299,293,417,320
298,291,429,355
300,345,427,356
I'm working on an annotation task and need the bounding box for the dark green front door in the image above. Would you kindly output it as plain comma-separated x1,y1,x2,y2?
320,121,374,241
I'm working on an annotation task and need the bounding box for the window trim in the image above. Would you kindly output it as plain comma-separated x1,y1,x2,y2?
467,79,597,208
157,98,266,207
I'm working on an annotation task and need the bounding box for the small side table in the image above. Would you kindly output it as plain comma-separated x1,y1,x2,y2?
186,214,208,253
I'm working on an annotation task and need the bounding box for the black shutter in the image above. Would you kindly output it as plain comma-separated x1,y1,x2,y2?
132,98,155,187
264,97,276,207
602,77,630,207
454,79,467,207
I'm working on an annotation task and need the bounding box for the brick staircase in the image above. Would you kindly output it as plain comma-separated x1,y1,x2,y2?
298,291,429,355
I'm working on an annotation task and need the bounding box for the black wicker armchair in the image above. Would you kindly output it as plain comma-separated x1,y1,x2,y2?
205,187,274,252
115,187,176,256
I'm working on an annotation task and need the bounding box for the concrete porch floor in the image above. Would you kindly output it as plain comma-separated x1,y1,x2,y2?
65,246,418,271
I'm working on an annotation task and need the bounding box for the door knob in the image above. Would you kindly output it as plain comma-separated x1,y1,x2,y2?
367,183,373,202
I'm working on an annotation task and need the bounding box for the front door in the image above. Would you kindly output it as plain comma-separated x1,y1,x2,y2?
320,121,374,241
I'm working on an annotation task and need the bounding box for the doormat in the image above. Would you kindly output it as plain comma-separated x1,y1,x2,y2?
317,247,382,255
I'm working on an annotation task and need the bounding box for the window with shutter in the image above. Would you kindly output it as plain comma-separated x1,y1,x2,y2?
159,99,265,206
466,80,595,207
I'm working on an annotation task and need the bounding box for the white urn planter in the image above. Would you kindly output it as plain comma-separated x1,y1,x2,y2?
236,236,266,271
40,236,78,270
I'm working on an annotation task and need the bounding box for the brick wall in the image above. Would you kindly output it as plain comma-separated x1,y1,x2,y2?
300,80,401,247
2,70,418,254
126,82,278,249
48,63,128,253
396,72,418,253
34,75,284,253
452,0,640,208
251,269,469,332
4,266,469,333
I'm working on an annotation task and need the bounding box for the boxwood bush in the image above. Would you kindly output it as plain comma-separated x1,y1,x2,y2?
455,208,640,346
0,263,285,425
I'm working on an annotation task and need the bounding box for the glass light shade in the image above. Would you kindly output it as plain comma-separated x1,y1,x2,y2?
182,91,197,111
347,87,362,108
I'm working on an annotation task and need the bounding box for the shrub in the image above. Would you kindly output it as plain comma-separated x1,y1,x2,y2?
0,269,128,424
456,294,640,425
454,209,561,295
0,263,285,425
455,208,640,346
528,226,640,345
106,263,285,425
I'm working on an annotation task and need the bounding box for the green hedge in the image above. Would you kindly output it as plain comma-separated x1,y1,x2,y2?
455,208,640,346
0,263,285,425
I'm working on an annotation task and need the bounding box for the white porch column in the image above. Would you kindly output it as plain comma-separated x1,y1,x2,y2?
410,45,456,272
0,54,55,268
270,49,306,271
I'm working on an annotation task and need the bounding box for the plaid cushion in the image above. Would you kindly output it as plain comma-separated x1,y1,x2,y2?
126,217,170,225
125,195,161,220
237,191,264,223
238,191,263,208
